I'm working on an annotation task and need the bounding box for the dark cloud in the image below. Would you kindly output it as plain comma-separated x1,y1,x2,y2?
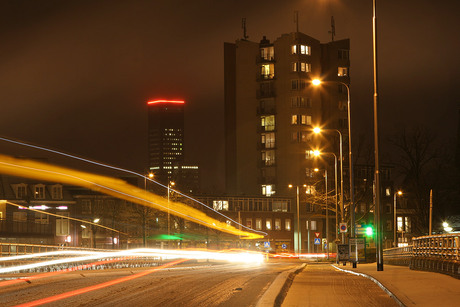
0,0,458,192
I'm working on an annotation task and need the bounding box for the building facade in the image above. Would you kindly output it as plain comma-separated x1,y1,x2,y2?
224,32,350,198
224,32,350,252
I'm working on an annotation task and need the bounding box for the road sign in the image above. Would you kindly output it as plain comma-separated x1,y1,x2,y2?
314,232,321,238
314,238,321,245
264,241,270,248
281,243,287,249
339,223,348,233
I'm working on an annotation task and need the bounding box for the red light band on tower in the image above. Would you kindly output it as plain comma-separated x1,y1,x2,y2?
147,99,185,105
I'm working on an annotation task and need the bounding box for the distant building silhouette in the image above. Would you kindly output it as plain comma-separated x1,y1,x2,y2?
147,99,199,194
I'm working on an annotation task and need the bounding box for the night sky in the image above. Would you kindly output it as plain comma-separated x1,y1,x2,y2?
1,0,459,192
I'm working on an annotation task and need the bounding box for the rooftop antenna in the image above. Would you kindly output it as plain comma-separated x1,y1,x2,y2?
294,11,299,33
328,16,336,41
242,18,249,40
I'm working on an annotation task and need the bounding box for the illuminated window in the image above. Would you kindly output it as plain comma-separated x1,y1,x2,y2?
261,150,275,166
385,188,391,196
261,64,275,79
246,218,253,229
275,219,281,230
213,200,229,211
397,216,403,232
338,67,349,77
292,62,311,72
266,218,272,230
305,185,316,195
272,201,288,212
34,185,45,199
260,46,274,60
285,219,291,231
261,132,275,148
291,115,311,125
256,218,262,230
262,184,275,196
291,44,311,55
56,212,70,236
261,115,275,131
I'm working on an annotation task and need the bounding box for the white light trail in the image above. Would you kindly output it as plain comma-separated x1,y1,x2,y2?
0,249,265,274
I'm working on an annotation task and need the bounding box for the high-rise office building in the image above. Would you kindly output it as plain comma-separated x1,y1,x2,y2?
147,99,199,193
224,32,350,198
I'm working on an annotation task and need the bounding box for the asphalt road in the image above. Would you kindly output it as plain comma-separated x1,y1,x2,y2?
0,260,300,306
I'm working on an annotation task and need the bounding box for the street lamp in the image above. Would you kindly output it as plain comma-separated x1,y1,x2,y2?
312,127,344,243
393,190,402,247
311,78,355,246
289,184,305,256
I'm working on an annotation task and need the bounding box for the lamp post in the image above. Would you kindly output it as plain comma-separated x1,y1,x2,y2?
143,172,154,247
311,79,355,250
288,184,303,256
312,150,338,248
314,167,329,259
372,0,383,272
312,127,344,244
393,190,402,247
167,181,175,237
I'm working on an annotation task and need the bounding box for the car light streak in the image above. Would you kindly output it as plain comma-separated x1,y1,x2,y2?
0,257,135,288
0,248,265,274
0,154,264,239
0,137,267,238
14,258,189,307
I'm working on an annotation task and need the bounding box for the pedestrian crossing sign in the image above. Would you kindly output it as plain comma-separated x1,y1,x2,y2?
314,238,321,245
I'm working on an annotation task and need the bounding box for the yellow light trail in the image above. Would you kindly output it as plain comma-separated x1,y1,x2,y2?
0,154,264,239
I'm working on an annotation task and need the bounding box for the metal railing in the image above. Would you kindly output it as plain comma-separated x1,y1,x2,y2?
382,234,460,278
412,234,459,260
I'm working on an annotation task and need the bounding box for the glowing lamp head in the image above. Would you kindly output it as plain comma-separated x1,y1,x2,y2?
148,173,154,179
312,79,321,86
93,218,100,224
313,127,321,134
314,168,319,172
288,184,293,188
313,150,321,157
397,190,403,196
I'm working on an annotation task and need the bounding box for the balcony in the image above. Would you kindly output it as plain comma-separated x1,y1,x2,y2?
256,89,276,99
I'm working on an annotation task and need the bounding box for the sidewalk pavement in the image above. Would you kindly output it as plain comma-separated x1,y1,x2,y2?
341,263,460,306
279,262,460,307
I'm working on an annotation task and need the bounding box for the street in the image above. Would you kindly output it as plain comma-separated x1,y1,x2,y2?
0,260,299,306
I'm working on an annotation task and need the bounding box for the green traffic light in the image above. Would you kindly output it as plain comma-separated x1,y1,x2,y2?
365,226,374,236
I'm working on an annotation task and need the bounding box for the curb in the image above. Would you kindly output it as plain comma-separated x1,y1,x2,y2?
256,263,306,307
332,264,405,307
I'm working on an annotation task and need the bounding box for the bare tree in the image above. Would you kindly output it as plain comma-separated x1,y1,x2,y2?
388,126,440,234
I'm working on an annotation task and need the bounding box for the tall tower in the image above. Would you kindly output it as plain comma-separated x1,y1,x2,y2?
147,99,185,185
224,32,350,198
